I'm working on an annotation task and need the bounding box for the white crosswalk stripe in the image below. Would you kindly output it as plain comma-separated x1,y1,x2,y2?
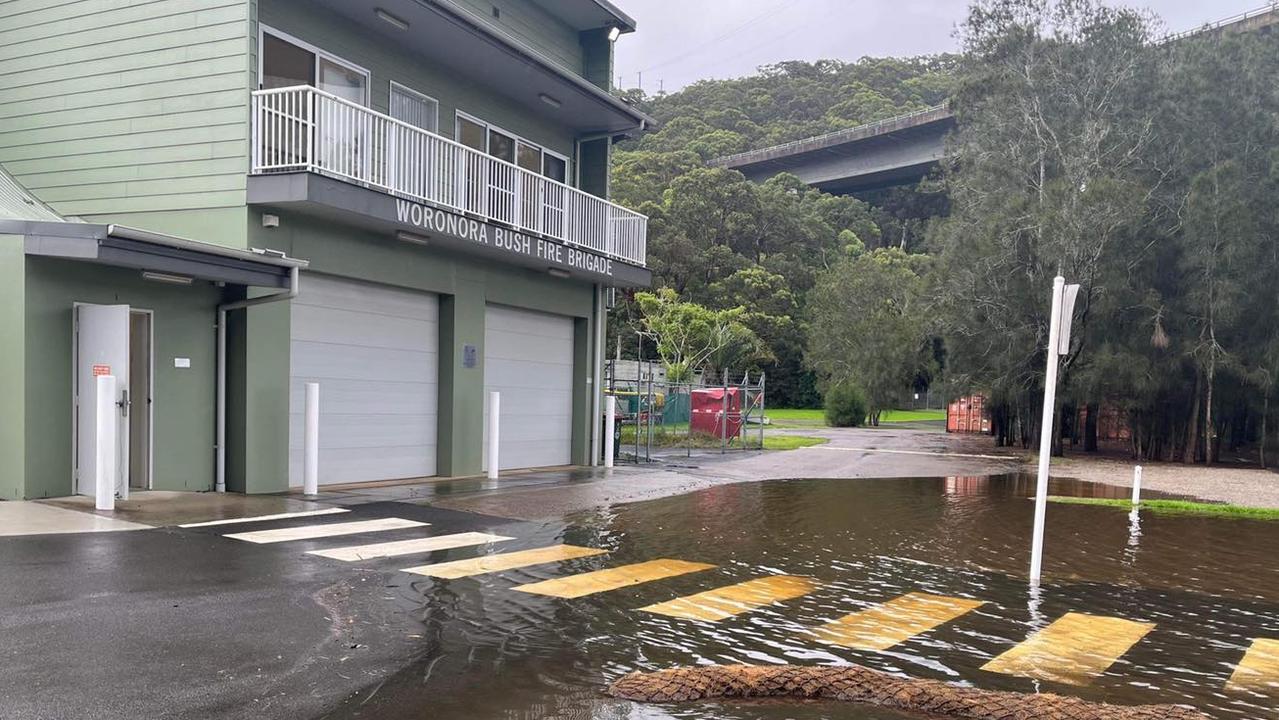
181,508,349,528
308,532,513,561
224,517,426,544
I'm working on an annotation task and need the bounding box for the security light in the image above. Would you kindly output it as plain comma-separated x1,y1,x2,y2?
141,271,194,285
396,230,431,246
607,26,621,42
547,267,571,279
538,93,562,109
375,8,409,31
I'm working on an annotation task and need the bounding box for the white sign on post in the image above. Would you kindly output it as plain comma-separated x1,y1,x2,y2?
1029,275,1081,586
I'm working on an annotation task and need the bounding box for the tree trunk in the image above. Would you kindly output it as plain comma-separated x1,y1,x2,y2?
1261,392,1270,469
1203,357,1215,465
1183,372,1202,464
1084,402,1099,452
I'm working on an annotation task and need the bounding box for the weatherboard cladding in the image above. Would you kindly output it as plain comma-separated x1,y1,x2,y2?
450,0,585,78
0,0,251,218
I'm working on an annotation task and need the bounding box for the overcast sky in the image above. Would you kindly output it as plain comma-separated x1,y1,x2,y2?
613,0,1266,92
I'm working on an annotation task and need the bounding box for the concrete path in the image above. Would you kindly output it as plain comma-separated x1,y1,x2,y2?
0,500,150,535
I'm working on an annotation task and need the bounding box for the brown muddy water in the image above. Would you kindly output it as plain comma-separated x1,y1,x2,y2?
326,475,1279,720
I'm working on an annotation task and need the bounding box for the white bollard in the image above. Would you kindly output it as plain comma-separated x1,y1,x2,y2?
303,382,320,495
1131,465,1143,510
487,391,500,480
95,375,117,511
604,395,616,469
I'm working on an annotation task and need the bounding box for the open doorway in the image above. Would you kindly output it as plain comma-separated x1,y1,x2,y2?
129,310,152,490
72,304,153,497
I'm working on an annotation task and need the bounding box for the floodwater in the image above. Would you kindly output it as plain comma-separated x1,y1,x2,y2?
326,475,1279,719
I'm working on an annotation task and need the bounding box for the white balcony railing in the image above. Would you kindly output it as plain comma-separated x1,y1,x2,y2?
251,86,647,267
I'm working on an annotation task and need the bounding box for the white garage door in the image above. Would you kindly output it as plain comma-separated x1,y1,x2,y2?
483,305,574,471
289,274,439,485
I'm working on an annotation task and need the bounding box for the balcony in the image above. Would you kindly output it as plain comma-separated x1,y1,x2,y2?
250,86,647,267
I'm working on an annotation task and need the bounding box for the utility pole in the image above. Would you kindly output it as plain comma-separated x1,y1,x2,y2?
1028,275,1080,586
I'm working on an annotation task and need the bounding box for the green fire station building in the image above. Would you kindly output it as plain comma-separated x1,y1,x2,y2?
0,0,652,500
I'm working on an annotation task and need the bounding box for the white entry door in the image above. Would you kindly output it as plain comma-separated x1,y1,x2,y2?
289,275,440,486
483,305,574,471
75,304,130,499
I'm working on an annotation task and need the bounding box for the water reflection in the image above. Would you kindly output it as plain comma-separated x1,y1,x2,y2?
326,475,1279,720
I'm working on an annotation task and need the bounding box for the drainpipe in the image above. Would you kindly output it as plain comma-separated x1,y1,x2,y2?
215,266,299,492
590,283,604,465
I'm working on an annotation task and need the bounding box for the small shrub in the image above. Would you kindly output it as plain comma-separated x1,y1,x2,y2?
824,383,868,427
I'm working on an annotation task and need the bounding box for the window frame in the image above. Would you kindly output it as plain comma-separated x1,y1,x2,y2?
389,80,440,134
454,110,572,184
258,24,370,106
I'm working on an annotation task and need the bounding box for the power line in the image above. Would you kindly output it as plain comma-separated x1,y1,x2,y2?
634,0,793,74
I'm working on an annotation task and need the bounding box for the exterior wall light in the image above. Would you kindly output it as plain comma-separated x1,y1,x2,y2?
375,8,409,31
539,93,562,109
547,267,571,279
396,230,431,245
607,26,621,42
141,271,194,285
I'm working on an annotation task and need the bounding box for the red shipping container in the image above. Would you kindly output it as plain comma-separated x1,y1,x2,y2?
947,395,990,434
690,388,744,438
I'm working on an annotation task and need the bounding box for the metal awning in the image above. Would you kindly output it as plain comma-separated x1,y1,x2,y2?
4,219,308,289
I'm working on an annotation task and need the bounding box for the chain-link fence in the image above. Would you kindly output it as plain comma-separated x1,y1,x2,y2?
604,360,766,464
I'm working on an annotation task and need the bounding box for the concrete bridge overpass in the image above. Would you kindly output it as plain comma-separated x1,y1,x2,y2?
713,4,1278,196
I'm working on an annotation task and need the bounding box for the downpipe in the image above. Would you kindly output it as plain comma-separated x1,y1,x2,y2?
215,266,300,492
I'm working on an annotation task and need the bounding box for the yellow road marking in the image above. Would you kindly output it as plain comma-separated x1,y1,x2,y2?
401,544,609,578
1226,638,1279,694
640,575,818,621
513,559,714,599
981,612,1153,686
307,532,512,561
224,517,425,544
808,592,985,650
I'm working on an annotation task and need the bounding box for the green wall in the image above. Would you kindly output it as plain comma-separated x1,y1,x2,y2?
450,0,585,78
0,0,253,245
249,208,600,479
256,0,576,163
22,258,224,498
0,235,25,500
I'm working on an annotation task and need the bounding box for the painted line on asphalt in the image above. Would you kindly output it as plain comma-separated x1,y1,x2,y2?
401,544,609,579
804,446,1015,461
180,507,349,528
981,612,1153,686
1226,638,1279,693
224,517,426,544
808,592,986,651
308,532,513,561
513,559,716,599
640,575,819,622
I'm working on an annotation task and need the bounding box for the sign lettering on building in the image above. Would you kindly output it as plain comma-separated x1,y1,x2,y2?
394,199,615,278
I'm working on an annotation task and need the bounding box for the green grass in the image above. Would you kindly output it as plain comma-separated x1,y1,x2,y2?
762,435,828,450
765,407,946,427
1048,496,1279,520
878,409,946,423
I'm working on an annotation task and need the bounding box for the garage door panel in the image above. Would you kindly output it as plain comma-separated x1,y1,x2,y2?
490,386,573,415
291,305,438,351
483,304,575,471
290,274,438,485
497,416,572,443
484,332,573,362
290,342,437,383
297,275,439,318
485,307,574,338
288,378,435,415
289,446,434,486
289,413,437,451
